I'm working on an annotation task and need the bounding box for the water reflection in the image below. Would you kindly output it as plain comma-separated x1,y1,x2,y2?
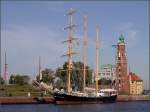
0,101,150,112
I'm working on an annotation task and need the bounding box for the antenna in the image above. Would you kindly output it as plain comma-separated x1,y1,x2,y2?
4,51,8,84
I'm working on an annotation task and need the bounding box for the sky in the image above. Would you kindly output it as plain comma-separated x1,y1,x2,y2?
1,1,149,89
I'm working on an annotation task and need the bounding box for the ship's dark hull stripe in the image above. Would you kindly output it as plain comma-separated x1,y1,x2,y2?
54,93,117,104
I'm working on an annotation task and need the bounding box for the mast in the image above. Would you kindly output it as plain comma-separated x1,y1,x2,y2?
39,56,42,82
95,26,100,95
64,8,77,94
83,15,88,93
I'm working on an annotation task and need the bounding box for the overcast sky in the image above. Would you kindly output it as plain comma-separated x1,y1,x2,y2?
1,1,149,89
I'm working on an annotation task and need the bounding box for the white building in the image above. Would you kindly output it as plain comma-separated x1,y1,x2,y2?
98,64,116,80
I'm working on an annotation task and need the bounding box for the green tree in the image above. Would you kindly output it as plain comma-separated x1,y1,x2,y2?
98,78,112,85
54,79,65,90
9,74,30,85
22,75,30,84
9,75,15,84
37,68,55,84
0,76,4,85
55,67,66,89
55,61,92,91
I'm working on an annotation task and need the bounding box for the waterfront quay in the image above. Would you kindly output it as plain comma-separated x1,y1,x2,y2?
0,96,55,104
0,95,149,104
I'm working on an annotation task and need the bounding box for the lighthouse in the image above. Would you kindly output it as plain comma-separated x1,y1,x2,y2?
115,34,130,94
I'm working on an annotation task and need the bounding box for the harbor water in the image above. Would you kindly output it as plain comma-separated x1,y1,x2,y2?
0,101,150,112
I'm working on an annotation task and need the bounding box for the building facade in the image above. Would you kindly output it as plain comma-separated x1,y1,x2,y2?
115,34,130,94
129,72,144,95
98,64,116,80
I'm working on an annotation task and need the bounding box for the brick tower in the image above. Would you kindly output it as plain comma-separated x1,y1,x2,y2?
115,34,129,94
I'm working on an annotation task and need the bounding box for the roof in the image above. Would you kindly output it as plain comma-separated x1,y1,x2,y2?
118,34,125,44
101,64,115,69
129,72,143,82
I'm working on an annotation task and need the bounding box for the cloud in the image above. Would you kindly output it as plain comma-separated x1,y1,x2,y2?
1,25,67,75
117,22,134,31
41,2,66,13
115,22,139,47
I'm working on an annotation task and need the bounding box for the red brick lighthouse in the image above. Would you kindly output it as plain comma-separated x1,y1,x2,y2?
115,34,130,94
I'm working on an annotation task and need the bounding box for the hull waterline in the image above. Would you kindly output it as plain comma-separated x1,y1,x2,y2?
54,93,117,105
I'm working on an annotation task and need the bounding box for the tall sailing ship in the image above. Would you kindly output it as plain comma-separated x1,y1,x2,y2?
54,8,117,104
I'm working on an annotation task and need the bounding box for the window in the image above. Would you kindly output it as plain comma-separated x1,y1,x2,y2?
119,80,121,84
118,73,120,77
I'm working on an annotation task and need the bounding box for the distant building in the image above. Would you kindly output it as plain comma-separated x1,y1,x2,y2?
129,72,144,95
98,64,116,80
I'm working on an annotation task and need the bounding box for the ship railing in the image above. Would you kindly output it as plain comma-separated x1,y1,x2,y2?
71,91,88,97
